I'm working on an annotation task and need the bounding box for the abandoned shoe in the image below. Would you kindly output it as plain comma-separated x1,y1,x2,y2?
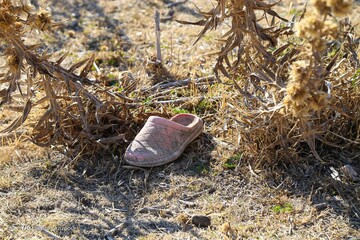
124,113,203,167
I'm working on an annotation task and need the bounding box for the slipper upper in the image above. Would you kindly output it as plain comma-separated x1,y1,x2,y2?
124,114,203,167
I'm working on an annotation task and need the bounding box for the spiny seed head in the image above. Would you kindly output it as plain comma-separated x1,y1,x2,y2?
284,61,313,116
323,19,340,38
311,0,331,14
311,0,352,16
295,13,324,40
326,0,352,17
285,82,308,103
229,0,244,12
309,92,328,111
14,21,23,29
283,96,308,117
0,0,32,15
0,10,16,23
0,0,35,36
289,60,311,83
31,8,52,31
7,54,21,74
313,38,326,51
292,104,306,116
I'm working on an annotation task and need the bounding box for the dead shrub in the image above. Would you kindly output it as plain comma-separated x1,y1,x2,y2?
0,0,137,157
0,0,359,165
186,0,359,164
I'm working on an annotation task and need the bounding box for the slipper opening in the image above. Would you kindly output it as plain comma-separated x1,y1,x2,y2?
171,114,197,127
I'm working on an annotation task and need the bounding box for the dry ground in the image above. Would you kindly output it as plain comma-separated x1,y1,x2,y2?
0,0,360,239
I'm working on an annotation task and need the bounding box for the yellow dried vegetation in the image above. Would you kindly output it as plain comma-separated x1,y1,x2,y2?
0,0,137,158
187,0,359,164
0,0,359,165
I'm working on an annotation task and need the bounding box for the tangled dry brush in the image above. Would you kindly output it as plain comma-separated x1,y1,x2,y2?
0,0,137,157
189,0,359,164
0,0,359,164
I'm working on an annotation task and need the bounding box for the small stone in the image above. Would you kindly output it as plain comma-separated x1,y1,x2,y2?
191,215,211,227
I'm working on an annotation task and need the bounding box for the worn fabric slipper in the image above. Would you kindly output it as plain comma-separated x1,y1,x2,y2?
124,113,203,167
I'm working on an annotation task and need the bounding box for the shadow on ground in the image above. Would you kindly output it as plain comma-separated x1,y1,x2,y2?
265,146,360,231
25,132,216,239
3,0,359,239
33,0,130,52
32,132,360,239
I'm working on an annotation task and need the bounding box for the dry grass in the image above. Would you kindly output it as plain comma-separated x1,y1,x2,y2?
184,0,360,165
0,0,359,239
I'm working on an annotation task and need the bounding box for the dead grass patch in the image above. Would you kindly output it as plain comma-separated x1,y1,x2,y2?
0,141,48,166
0,0,359,239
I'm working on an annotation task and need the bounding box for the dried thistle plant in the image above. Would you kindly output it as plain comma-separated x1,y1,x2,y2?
281,0,357,159
189,0,359,163
178,0,289,82
0,1,135,157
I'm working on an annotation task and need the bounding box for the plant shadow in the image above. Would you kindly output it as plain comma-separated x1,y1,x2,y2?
28,131,216,239
264,146,360,231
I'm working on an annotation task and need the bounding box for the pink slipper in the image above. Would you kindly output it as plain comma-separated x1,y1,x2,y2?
124,114,203,167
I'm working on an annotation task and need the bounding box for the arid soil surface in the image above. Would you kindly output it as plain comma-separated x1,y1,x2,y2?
0,0,360,239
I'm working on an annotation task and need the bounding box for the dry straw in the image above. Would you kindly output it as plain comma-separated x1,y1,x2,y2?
0,0,359,164
0,0,136,157
186,0,359,164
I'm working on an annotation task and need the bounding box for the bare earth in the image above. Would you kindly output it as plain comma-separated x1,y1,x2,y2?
0,0,360,239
